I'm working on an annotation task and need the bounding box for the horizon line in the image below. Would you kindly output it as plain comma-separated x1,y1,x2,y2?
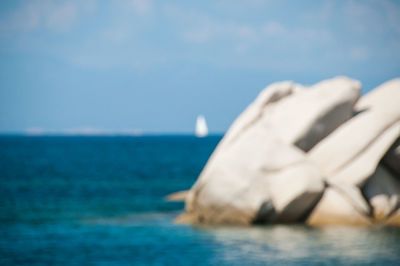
0,131,226,137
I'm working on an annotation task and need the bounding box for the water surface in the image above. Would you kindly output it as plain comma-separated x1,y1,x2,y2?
1,136,399,265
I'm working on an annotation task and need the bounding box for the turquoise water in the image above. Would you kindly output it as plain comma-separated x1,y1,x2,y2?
1,136,400,265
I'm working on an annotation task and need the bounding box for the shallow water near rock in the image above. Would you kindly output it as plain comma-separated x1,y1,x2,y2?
1,136,400,265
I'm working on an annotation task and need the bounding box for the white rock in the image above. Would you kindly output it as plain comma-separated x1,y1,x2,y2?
356,78,400,111
188,82,296,194
186,77,361,224
265,162,324,222
184,77,400,226
308,79,400,184
187,126,323,224
186,81,301,213
191,77,359,188
328,122,400,186
165,190,188,202
220,81,296,147
370,195,398,222
215,76,360,153
307,187,372,226
382,138,400,177
328,181,371,215
386,208,400,226
363,165,400,221
266,76,360,151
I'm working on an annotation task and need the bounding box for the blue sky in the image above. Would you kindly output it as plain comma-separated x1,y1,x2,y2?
0,0,399,134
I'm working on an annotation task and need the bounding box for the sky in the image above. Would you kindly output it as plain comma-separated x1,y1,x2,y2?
0,0,399,134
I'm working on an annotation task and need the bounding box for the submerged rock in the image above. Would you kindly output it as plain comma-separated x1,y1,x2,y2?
165,190,188,202
177,77,400,226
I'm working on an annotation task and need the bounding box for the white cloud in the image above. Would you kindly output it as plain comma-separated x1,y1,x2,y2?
183,25,214,43
350,46,369,61
180,12,332,52
344,0,378,34
381,0,400,34
101,26,131,44
0,0,96,32
46,2,77,32
263,22,287,36
2,0,398,73
178,14,256,45
0,1,41,31
343,0,400,36
131,0,153,15
235,25,257,39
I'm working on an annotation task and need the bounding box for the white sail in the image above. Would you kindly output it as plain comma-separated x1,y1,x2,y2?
195,115,208,137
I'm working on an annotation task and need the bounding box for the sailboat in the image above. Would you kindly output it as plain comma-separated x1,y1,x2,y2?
195,115,208,137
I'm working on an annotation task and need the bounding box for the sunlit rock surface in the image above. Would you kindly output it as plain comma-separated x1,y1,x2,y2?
309,79,400,186
179,77,400,226
306,187,372,226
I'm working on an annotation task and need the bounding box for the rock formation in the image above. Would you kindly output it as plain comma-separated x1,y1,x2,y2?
178,77,400,226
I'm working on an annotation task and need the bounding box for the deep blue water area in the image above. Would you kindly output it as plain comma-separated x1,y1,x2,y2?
1,136,400,265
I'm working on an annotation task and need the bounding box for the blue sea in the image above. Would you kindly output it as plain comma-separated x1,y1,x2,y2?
1,136,400,265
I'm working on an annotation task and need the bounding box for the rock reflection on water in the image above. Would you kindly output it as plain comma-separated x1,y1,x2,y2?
81,212,400,265
203,225,400,265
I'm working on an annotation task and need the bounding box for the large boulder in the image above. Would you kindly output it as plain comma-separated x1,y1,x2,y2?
185,77,361,225
189,77,360,191
179,77,400,226
308,79,400,186
187,126,323,224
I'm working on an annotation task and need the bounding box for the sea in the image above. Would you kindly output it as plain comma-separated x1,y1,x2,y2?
1,135,400,265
